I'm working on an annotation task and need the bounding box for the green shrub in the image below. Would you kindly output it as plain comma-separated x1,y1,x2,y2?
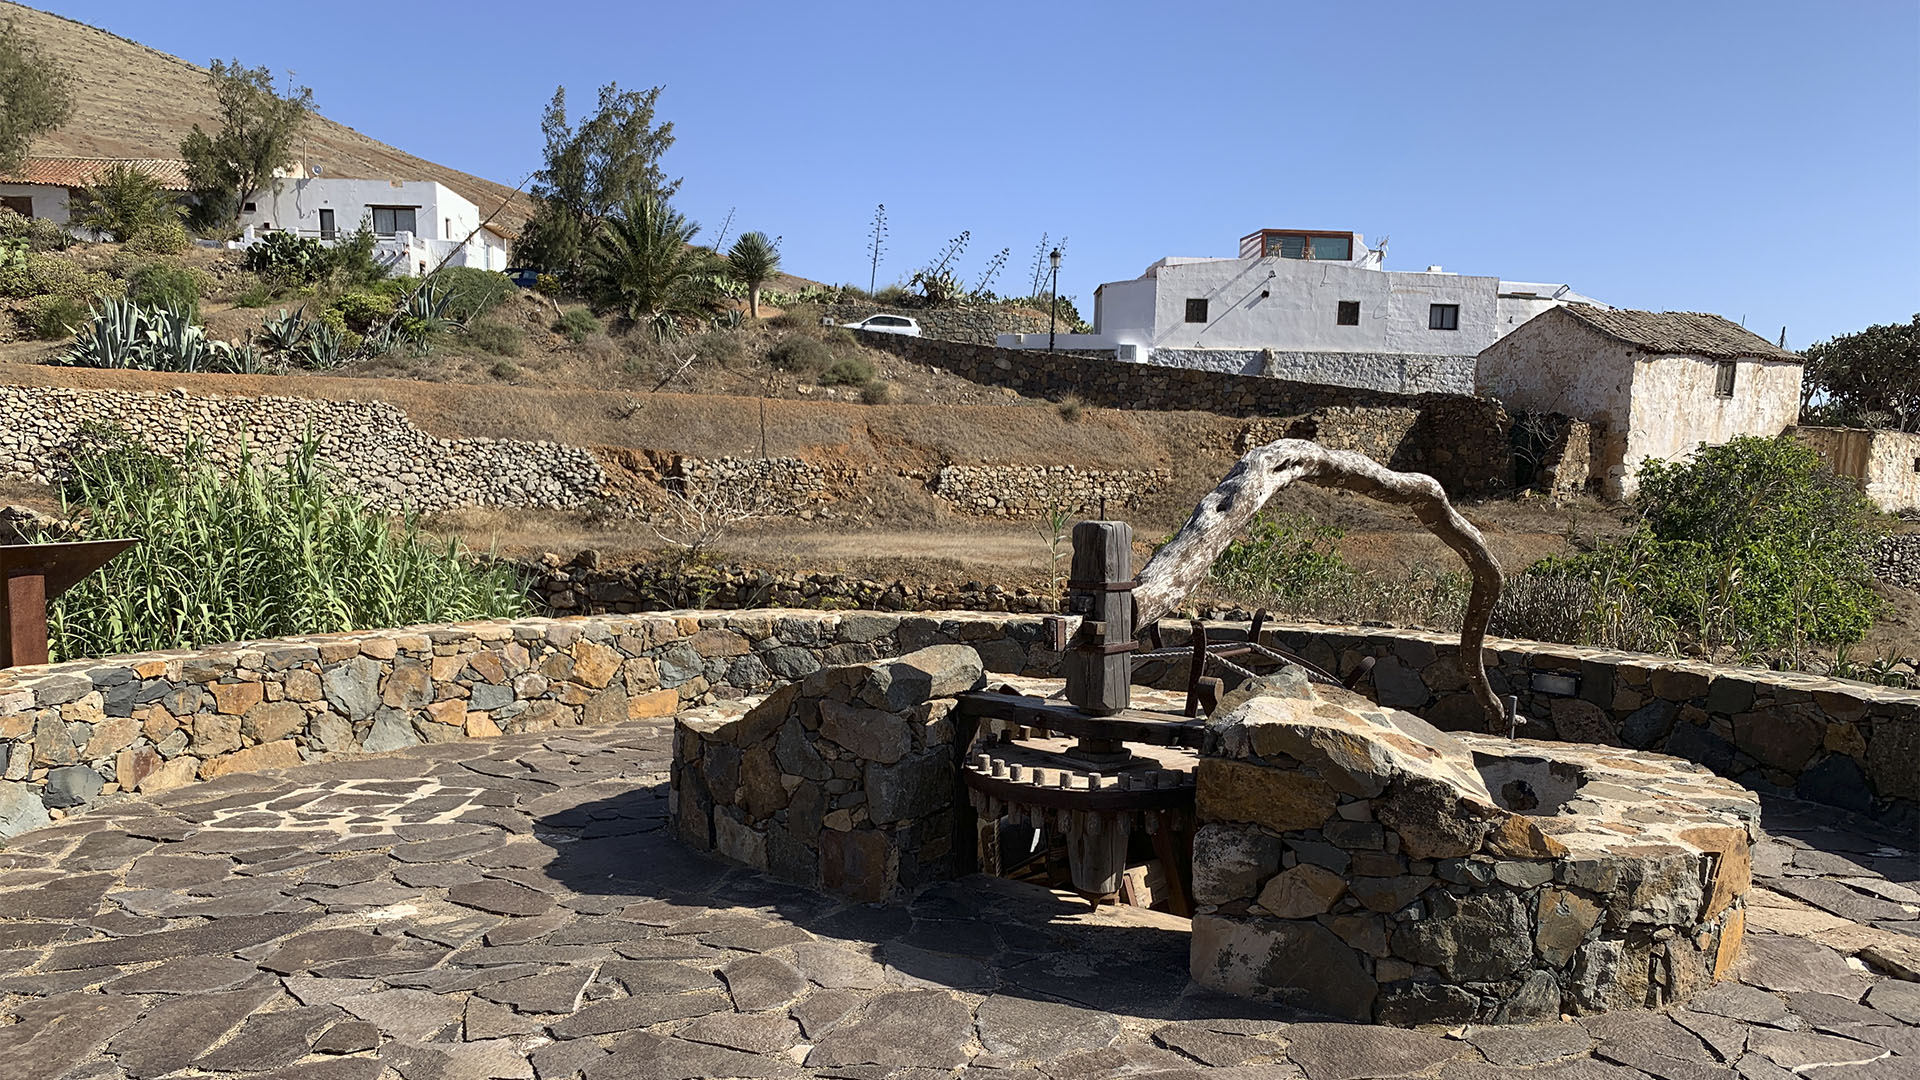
769,303,821,331
124,262,204,316
490,360,520,380
36,427,530,660
25,294,89,340
1208,511,1356,605
553,306,601,343
466,319,523,356
234,280,274,308
859,380,893,405
125,219,191,256
0,252,115,303
1057,394,1085,422
0,208,73,252
1533,435,1887,655
767,334,833,373
820,355,874,386
427,266,513,322
329,289,399,333
873,284,911,305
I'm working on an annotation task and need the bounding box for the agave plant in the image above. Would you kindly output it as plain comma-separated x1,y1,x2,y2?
58,297,145,368
296,320,345,369
257,307,310,352
55,297,263,374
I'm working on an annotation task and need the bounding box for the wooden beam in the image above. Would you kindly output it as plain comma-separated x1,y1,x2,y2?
1062,521,1133,716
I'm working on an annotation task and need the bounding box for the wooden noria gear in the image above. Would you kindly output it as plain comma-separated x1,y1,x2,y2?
954,521,1200,910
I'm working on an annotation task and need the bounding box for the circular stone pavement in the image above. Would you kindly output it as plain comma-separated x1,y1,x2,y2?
0,717,1914,1080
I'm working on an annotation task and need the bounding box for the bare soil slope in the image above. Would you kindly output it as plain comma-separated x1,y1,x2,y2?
0,2,530,232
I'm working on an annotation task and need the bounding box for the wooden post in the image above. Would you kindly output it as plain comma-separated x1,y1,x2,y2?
0,571,48,668
1063,521,1132,716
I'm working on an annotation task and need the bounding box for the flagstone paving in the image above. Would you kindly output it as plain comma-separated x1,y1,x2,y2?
0,718,1913,1080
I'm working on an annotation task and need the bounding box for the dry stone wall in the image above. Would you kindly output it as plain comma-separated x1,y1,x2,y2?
0,384,610,513
853,332,1516,494
1875,535,1920,592
824,303,1051,346
1147,347,1478,396
673,645,985,901
929,464,1173,517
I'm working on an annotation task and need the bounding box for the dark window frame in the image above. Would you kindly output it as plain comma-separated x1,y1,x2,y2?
370,205,419,237
1185,298,1209,323
1336,300,1360,326
1428,303,1460,331
1256,229,1355,261
1714,361,1737,398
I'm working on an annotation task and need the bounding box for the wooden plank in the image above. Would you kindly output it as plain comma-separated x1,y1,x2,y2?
953,692,1204,748
1062,521,1132,716
1,572,47,669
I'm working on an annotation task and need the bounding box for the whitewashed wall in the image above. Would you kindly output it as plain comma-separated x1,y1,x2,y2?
0,183,70,223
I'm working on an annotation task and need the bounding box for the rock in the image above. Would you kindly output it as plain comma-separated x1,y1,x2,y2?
1190,824,1283,905
975,994,1121,1060
1550,698,1614,744
1256,863,1348,917
1391,889,1533,982
322,657,381,721
1535,887,1602,966
817,699,914,765
201,740,301,780
859,645,983,710
242,701,307,743
1620,699,1677,749
43,767,103,810
1283,1021,1471,1079
1733,706,1824,772
362,711,422,753
1189,914,1377,1022
1196,758,1337,833
1734,935,1869,996
337,988,462,1043
1464,1021,1594,1065
804,990,974,1070
1377,778,1492,859
864,751,949,824
446,879,555,918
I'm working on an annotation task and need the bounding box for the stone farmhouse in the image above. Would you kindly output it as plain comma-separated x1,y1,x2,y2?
1477,305,1804,498
999,226,1602,396
1792,425,1920,514
0,156,192,227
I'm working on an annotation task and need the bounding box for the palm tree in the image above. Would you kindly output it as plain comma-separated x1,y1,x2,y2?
726,231,780,318
586,193,718,334
76,163,182,242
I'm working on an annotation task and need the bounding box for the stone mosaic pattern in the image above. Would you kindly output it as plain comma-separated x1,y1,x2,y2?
0,384,611,513
0,715,1913,1079
1190,681,1758,1024
0,612,1055,838
675,646,986,903
1145,620,1920,825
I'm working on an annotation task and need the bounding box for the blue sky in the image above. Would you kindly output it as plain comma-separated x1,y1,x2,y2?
51,0,1920,345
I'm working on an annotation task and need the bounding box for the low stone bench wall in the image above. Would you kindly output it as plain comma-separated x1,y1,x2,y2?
1189,678,1757,1024
0,611,1050,838
1140,621,1920,826
672,646,985,902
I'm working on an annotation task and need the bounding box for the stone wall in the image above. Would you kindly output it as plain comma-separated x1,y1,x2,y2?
1793,425,1920,514
824,303,1052,346
1189,681,1755,1024
853,332,1516,494
929,464,1173,517
4,610,1911,837
0,611,1055,838
1146,348,1478,397
672,645,984,902
1140,622,1920,825
524,553,1061,616
0,384,612,513
1875,535,1920,592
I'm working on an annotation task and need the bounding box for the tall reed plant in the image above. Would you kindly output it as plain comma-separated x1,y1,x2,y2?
38,426,529,661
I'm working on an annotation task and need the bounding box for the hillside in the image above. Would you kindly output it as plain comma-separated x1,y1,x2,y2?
0,2,530,233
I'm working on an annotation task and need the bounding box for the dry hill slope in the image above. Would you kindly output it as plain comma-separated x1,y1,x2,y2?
1,2,530,232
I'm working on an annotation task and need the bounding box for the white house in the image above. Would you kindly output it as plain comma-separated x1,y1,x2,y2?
1000,227,1602,396
236,177,511,275
0,157,192,225
1476,305,1804,498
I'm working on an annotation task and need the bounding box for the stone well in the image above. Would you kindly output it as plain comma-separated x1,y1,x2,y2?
1189,673,1759,1025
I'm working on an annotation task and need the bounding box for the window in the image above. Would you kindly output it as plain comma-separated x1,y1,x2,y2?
1185,298,1209,323
1428,303,1460,331
1336,300,1360,326
318,209,335,240
243,202,256,212
0,195,32,218
1714,361,1737,398
1261,232,1353,261
371,206,418,236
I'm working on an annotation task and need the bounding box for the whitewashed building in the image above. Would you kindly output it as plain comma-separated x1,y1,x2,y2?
1000,227,1601,396
1477,305,1804,498
236,177,511,275
0,157,192,226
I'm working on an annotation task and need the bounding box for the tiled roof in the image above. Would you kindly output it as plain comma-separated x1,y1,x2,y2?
0,157,193,191
1558,304,1801,362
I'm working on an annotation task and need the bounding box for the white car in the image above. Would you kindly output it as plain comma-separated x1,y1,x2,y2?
841,314,922,337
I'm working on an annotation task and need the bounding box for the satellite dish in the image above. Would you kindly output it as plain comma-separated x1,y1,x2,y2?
311,164,324,176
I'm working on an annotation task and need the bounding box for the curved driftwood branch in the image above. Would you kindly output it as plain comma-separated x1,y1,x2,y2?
1133,439,1506,732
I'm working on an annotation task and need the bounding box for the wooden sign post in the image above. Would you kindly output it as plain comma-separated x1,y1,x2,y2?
1062,521,1133,717
0,540,138,669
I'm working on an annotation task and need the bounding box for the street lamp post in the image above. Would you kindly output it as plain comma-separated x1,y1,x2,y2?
1047,248,1062,352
